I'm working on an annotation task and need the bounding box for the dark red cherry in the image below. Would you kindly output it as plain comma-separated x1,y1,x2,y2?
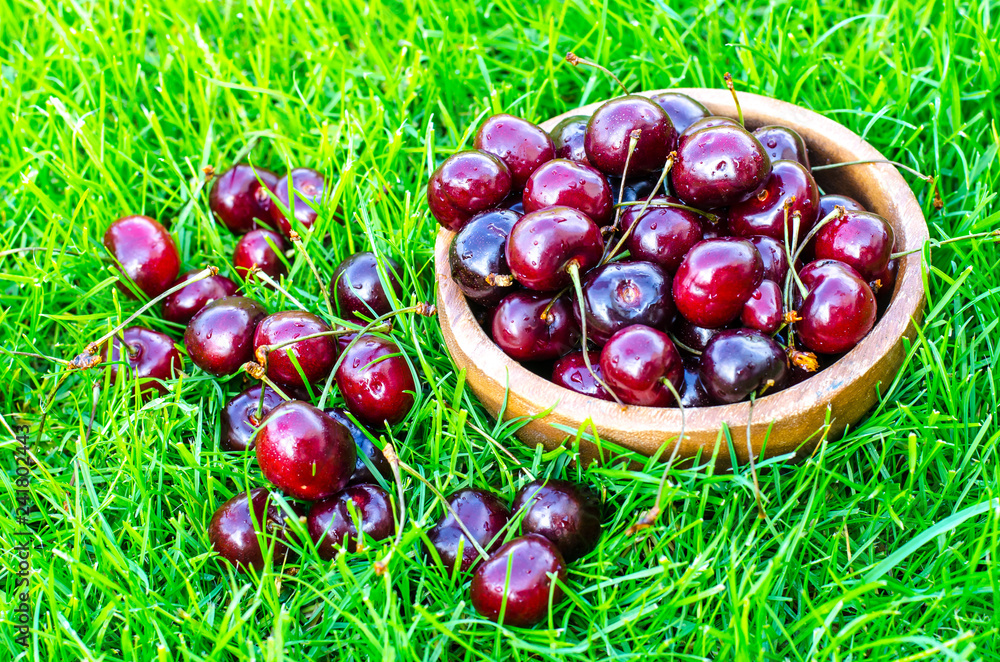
255,400,356,500
335,334,415,426
271,168,326,237
677,355,713,407
209,488,299,572
184,296,267,376
700,329,790,404
253,311,337,388
620,197,704,273
221,385,285,452
209,164,280,234
323,407,392,486
649,92,711,138
674,318,728,353
103,215,181,300
870,258,898,300
101,326,181,396
331,252,404,323
448,209,520,306
813,210,895,280
491,292,580,362
747,235,789,283
606,176,660,203
162,270,238,325
512,479,601,562
549,116,590,164
428,150,512,232
507,199,525,214
470,534,567,627
522,159,613,225
818,194,865,218
506,206,604,291
584,95,676,176
741,280,784,334
600,324,683,406
234,229,287,282
728,160,820,241
672,124,771,209
796,261,876,354
551,351,613,401
308,484,395,558
672,238,764,328
427,488,511,573
676,116,742,150
752,126,810,169
576,260,674,346
475,114,555,190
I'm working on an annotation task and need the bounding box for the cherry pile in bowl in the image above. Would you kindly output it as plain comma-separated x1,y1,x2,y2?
432,91,898,407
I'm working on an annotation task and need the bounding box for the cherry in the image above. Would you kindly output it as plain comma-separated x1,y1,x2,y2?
740,280,784,334
549,116,590,164
234,229,287,282
677,355,713,407
796,260,876,354
584,95,676,176
255,400,356,500
162,270,238,325
818,194,865,218
427,488,511,573
674,318,728,353
475,114,555,190
507,199,525,214
522,159,613,225
650,92,711,137
728,160,820,241
506,207,604,291
512,479,601,562
221,385,285,452
428,150,512,232
103,215,181,300
209,164,279,234
209,488,300,571
620,197,704,273
308,484,395,558
870,258,898,300
253,311,337,389
700,329,790,404
335,334,416,426
331,252,404,323
551,351,613,401
600,324,683,406
184,296,267,376
270,168,326,237
491,292,580,362
813,210,895,280
448,209,520,307
752,126,810,169
747,235,789,283
101,326,181,396
676,116,741,150
672,238,763,328
470,534,567,627
323,407,392,486
576,260,674,346
606,176,659,203
672,124,770,209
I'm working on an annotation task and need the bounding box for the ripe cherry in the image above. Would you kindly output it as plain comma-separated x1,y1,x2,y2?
549,116,590,164
103,215,181,300
678,355,713,408
491,292,580,362
162,270,238,325
700,329,790,404
740,280,784,334
650,92,711,137
208,488,301,572
184,296,267,376
576,260,674,346
676,116,741,150
512,479,601,562
584,95,676,176
600,324,683,406
336,334,416,426
271,168,326,237
870,258,898,302
470,534,567,627
672,238,763,328
101,326,181,396
427,488,511,573
506,207,604,291
308,484,395,558
752,126,810,169
620,197,704,273
674,318,728,353
728,160,820,241
254,311,337,388
796,260,876,354
221,385,285,452
428,151,512,232
323,407,392,486
813,210,895,280
551,351,613,401
475,114,555,190
209,164,279,234
234,229,287,282
522,159,613,225
672,124,770,209
818,194,865,218
331,252,404,323
747,235,789,283
606,176,659,204
448,209,520,307
255,400,356,501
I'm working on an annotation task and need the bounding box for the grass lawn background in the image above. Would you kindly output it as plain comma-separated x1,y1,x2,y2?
1,0,999,659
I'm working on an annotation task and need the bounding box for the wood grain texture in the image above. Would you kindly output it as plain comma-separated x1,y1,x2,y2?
434,89,928,470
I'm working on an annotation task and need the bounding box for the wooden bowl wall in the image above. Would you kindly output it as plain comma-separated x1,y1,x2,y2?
434,88,928,470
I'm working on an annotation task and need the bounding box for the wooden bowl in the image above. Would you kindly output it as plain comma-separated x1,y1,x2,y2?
434,88,928,469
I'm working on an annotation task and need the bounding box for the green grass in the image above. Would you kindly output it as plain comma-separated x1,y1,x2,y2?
1,0,999,659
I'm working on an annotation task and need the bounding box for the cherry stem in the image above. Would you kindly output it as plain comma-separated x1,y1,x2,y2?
724,73,744,127
890,229,1000,259
289,231,336,321
0,349,71,366
614,199,719,223
745,395,766,520
565,261,624,407
609,129,642,236
565,52,630,96
790,205,846,266
256,326,387,363
603,152,677,265
240,363,293,401
811,160,932,182
627,378,685,536
782,209,808,301
668,334,701,356
486,273,514,287
0,247,81,260
251,269,312,312
374,443,406,576
329,303,435,378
